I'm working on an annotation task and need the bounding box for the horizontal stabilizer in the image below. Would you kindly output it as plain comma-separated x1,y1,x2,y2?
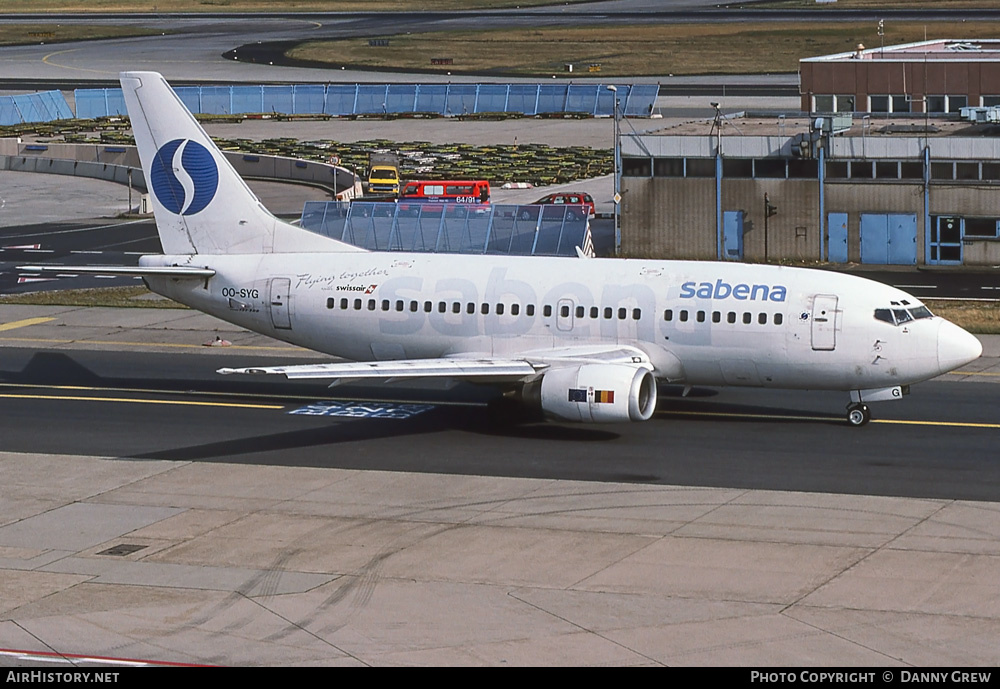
18,265,216,278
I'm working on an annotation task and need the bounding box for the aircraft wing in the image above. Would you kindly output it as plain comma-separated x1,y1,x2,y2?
217,345,654,385
218,358,540,384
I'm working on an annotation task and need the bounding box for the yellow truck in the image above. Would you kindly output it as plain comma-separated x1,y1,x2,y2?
366,152,400,197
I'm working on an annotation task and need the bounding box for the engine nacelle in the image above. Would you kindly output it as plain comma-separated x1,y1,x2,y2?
527,364,658,423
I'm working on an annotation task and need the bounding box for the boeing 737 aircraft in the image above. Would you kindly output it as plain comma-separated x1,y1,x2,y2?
25,72,983,426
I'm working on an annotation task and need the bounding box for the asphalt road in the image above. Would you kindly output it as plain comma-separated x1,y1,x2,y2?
0,345,997,502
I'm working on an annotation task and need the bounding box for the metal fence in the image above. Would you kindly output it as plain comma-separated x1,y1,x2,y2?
301,201,594,257
75,83,658,119
0,91,74,125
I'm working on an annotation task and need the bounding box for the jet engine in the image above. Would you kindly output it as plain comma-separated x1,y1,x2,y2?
523,364,658,423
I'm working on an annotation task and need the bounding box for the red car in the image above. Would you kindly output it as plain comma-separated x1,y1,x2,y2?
532,191,596,218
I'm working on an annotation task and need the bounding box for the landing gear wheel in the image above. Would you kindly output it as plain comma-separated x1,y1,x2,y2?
846,403,871,427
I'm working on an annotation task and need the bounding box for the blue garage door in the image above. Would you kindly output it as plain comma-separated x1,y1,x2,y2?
827,213,848,263
860,213,916,265
723,210,744,261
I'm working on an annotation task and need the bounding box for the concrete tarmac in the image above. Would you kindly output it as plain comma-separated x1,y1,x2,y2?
0,304,999,667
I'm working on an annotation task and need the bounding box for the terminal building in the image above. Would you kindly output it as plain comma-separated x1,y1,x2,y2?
799,39,1000,114
619,40,1000,267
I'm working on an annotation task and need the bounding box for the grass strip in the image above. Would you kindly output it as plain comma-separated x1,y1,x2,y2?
288,21,1000,77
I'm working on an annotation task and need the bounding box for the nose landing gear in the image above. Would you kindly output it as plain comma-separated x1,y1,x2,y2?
846,402,871,427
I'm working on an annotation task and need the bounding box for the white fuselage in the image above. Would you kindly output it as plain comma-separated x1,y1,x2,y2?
143,252,956,392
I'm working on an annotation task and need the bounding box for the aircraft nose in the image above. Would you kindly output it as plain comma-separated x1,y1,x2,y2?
937,319,983,373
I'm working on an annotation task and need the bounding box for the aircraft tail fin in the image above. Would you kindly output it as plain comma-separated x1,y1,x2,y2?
120,71,363,256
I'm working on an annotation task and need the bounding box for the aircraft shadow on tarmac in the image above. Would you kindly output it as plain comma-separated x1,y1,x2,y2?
1,352,851,470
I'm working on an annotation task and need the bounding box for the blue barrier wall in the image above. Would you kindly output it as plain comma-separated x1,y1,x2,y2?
74,83,658,119
0,91,74,125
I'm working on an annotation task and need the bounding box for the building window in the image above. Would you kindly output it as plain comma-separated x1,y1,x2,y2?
875,161,899,179
826,161,849,179
754,159,786,178
622,157,652,177
787,159,818,179
849,161,873,179
891,95,911,113
964,217,1000,238
653,158,684,177
927,96,947,113
870,95,890,113
835,95,855,113
722,159,753,178
956,162,979,181
931,162,954,180
900,162,924,180
814,95,834,112
948,95,968,113
685,158,716,178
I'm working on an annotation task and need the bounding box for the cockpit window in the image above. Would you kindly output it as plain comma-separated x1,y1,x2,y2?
893,309,914,324
874,309,895,324
874,305,934,326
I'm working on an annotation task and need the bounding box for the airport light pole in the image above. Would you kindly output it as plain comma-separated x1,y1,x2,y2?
607,85,621,255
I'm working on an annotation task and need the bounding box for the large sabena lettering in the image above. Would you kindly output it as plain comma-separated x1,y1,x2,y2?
679,279,786,302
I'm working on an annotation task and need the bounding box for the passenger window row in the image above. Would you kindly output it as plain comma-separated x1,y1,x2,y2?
325,298,642,320
663,309,784,326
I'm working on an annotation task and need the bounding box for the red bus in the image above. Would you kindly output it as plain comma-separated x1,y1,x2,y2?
399,180,490,205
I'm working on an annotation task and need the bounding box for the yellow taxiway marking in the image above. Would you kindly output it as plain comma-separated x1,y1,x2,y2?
0,382,313,402
0,392,282,410
41,48,116,75
0,335,302,351
0,383,479,408
871,418,1000,429
0,317,55,332
660,409,1000,429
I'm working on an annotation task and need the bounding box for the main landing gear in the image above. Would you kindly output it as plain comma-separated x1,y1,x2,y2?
846,402,871,427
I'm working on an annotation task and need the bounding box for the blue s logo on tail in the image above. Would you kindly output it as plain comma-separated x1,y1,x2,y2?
150,139,219,215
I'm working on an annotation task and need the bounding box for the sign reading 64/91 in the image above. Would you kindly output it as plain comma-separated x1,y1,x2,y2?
222,287,259,300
